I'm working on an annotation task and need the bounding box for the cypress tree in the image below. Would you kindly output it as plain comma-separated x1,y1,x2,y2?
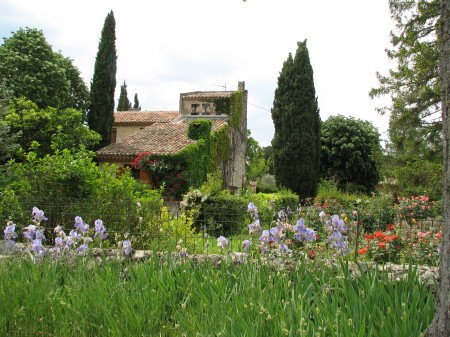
87,11,117,149
271,40,321,200
133,93,141,111
117,80,131,111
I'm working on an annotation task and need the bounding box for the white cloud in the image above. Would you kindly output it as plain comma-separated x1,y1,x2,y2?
0,0,395,146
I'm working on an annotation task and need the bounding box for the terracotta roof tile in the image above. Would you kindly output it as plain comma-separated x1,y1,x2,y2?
114,111,180,125
96,119,227,161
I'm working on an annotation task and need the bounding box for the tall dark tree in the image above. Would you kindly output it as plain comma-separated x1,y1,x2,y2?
87,11,117,149
117,80,131,111
271,40,321,200
133,93,141,111
428,2,450,335
0,28,89,111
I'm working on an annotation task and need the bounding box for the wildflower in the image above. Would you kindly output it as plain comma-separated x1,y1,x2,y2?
358,248,367,254
278,243,291,254
241,240,252,251
293,219,316,243
23,224,37,241
31,207,47,222
233,251,248,262
308,250,316,260
217,236,230,250
4,222,18,241
77,244,89,256
94,219,108,240
122,240,133,255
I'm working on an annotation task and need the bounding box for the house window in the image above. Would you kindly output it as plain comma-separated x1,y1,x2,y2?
191,104,200,115
202,103,211,115
111,128,117,143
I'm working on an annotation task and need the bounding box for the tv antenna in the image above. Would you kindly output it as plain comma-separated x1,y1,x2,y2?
212,82,227,91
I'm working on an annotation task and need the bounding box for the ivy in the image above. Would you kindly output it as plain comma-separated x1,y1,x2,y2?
229,90,244,128
188,119,212,140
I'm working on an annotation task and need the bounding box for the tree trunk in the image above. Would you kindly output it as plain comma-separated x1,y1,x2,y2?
427,1,450,336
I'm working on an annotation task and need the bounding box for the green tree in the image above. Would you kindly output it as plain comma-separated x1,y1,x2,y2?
5,97,100,157
320,115,382,194
117,80,131,111
88,11,117,150
271,40,321,200
246,130,269,182
369,1,441,170
262,145,274,175
0,28,89,111
428,1,450,335
133,93,141,111
0,82,20,163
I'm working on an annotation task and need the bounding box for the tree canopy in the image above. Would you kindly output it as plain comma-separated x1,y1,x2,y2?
271,40,321,200
320,115,382,194
88,11,117,150
5,98,100,157
0,28,89,111
246,130,269,182
370,0,441,161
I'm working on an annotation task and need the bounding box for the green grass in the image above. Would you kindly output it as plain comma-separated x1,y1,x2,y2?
0,256,435,337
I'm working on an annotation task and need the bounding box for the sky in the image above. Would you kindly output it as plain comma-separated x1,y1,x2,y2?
0,0,396,147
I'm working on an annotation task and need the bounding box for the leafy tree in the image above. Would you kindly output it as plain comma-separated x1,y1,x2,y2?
117,80,131,111
0,82,20,163
262,145,274,175
5,97,100,157
370,1,441,171
0,28,89,111
88,11,117,150
320,115,382,194
246,130,269,182
133,93,141,111
271,40,321,200
428,1,450,335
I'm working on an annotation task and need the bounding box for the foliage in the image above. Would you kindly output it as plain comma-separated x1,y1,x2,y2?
0,149,161,234
246,130,269,182
132,152,189,199
5,97,100,157
0,82,20,164
320,115,382,194
117,80,131,111
0,257,435,337
262,145,274,175
370,0,442,197
187,119,212,140
133,93,140,110
88,11,117,150
181,189,247,237
0,28,89,111
271,40,321,200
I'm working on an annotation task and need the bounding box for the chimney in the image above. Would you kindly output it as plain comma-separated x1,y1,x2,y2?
238,81,245,90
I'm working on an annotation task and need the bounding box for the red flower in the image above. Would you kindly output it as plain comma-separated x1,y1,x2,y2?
386,224,394,231
308,250,316,260
379,242,386,248
358,248,367,254
391,235,398,240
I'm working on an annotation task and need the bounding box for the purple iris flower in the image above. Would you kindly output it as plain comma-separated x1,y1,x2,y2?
32,207,47,222
4,222,18,241
77,244,89,256
217,236,230,250
23,225,37,241
241,239,252,251
122,240,133,255
94,219,108,240
74,216,89,233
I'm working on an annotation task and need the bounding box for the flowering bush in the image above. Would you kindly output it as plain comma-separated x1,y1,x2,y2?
132,152,189,199
361,230,402,263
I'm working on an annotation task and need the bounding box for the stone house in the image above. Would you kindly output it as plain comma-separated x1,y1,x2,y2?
96,81,247,192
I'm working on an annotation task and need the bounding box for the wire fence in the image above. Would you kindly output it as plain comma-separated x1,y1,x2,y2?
0,196,443,266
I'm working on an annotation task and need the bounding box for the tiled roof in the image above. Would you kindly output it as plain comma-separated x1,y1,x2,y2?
96,119,227,161
181,91,232,101
114,111,180,125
